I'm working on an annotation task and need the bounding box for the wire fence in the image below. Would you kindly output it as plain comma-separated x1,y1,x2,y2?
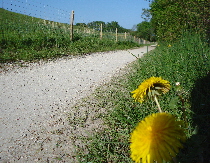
1,0,69,23
1,0,151,48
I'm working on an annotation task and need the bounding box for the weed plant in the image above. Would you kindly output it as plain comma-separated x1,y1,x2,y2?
0,8,141,63
76,31,209,162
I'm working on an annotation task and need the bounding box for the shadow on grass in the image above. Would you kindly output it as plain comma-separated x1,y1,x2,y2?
178,73,210,162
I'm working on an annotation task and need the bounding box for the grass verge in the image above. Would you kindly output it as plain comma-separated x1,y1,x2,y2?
72,31,209,162
1,8,143,63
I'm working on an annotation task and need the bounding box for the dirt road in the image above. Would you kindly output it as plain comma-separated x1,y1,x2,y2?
0,46,155,162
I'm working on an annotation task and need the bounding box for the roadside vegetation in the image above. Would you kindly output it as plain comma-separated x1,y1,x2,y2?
71,0,210,162
132,0,209,43
74,31,209,162
0,8,141,63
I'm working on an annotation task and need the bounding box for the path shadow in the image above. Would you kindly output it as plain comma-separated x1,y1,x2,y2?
178,73,210,162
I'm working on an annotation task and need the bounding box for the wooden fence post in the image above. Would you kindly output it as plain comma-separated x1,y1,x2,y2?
124,32,127,40
70,10,74,41
116,28,118,42
100,23,103,39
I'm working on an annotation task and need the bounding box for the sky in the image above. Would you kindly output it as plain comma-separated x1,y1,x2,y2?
1,0,152,29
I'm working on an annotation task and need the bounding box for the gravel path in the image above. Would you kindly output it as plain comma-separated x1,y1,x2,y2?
0,46,155,162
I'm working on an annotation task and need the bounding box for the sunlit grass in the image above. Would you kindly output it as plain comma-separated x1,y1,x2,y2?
0,8,142,63
73,31,210,162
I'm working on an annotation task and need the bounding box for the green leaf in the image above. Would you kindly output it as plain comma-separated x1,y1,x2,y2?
169,96,180,109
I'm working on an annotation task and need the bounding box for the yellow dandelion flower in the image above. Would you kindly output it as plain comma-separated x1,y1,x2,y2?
131,77,170,103
168,44,172,47
130,113,186,163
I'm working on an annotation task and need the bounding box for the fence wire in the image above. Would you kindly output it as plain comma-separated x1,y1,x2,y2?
1,0,150,58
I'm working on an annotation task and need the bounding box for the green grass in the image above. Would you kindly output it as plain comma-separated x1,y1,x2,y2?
72,31,210,162
0,8,141,63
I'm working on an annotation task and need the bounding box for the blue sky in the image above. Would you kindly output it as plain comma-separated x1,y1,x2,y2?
1,0,151,29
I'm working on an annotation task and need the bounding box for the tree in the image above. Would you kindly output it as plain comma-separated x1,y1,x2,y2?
76,23,87,27
87,21,129,33
131,25,137,31
136,21,156,41
149,0,210,41
87,21,106,31
106,21,129,33
141,8,152,22
106,21,119,32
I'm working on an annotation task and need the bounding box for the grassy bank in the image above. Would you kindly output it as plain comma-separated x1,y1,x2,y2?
0,8,141,63
73,32,209,162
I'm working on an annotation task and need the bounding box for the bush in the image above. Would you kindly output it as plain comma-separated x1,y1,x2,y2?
150,0,209,42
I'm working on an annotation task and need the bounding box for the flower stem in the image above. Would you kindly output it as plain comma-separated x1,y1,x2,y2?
154,95,162,113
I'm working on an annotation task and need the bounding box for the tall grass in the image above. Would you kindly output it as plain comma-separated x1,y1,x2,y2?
0,8,141,63
74,31,210,162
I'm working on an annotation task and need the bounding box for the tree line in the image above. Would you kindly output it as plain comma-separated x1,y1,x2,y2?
76,0,209,43
132,0,209,42
76,21,130,33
